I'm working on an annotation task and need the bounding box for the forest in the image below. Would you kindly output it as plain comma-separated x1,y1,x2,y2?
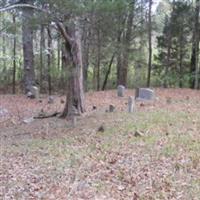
0,0,200,199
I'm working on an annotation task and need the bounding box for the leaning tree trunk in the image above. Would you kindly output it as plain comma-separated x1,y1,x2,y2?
57,21,85,117
102,52,115,91
22,2,35,93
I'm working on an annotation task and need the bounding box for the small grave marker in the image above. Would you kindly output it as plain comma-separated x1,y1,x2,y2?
117,85,125,97
128,96,136,113
135,88,155,101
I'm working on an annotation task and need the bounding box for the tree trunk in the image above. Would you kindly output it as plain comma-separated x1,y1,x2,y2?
96,29,101,91
22,2,35,93
147,0,152,87
165,37,171,88
57,21,85,117
82,25,90,92
12,14,16,94
117,2,134,87
40,25,45,91
57,36,61,70
190,0,200,89
102,52,115,91
179,32,184,88
47,26,52,95
2,13,7,82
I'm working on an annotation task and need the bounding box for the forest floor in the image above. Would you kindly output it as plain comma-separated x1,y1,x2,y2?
0,89,200,200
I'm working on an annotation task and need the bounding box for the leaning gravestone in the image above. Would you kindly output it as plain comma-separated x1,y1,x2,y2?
117,85,125,97
135,88,155,101
30,86,40,99
128,96,136,113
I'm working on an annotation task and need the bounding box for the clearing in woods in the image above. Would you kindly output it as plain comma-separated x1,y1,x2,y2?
0,89,200,199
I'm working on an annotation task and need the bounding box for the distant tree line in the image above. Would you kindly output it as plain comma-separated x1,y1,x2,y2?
0,0,199,116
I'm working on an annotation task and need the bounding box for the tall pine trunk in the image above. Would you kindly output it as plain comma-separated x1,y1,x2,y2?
12,14,16,94
117,2,134,87
191,0,200,89
40,25,45,91
147,0,152,87
82,24,90,92
2,13,7,82
22,2,35,93
47,26,52,95
102,52,115,90
96,29,101,91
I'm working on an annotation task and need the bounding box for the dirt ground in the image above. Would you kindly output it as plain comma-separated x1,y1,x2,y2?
0,89,200,200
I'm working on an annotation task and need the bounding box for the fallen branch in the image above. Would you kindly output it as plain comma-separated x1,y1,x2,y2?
34,112,61,119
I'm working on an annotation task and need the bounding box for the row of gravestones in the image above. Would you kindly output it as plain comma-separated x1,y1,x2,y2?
117,85,155,100
28,85,155,101
27,86,54,103
117,85,155,113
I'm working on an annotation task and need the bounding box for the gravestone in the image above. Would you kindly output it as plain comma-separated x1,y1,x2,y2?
27,91,34,99
0,107,9,118
48,96,54,104
23,117,34,124
109,105,115,112
30,86,39,99
135,88,155,101
117,85,125,97
128,96,136,113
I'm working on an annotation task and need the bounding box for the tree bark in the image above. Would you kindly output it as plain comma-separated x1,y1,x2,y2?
102,52,115,91
57,36,60,68
12,14,16,94
179,34,184,88
117,2,134,87
82,24,90,92
22,1,35,93
2,13,7,82
165,35,171,88
147,0,152,87
96,29,101,91
57,21,85,117
191,0,200,89
47,26,52,95
40,24,45,91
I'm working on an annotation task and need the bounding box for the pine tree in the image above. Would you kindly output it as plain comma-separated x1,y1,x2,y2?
155,1,192,87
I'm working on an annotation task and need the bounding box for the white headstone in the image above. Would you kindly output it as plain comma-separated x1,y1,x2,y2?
128,96,136,113
0,107,9,118
48,96,54,104
30,86,39,99
23,117,34,124
135,88,155,101
117,85,125,97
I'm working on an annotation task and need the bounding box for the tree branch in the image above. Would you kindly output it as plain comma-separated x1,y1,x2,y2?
56,22,73,43
0,3,47,13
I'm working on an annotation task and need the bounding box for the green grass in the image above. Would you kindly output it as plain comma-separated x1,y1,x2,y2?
2,108,200,199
